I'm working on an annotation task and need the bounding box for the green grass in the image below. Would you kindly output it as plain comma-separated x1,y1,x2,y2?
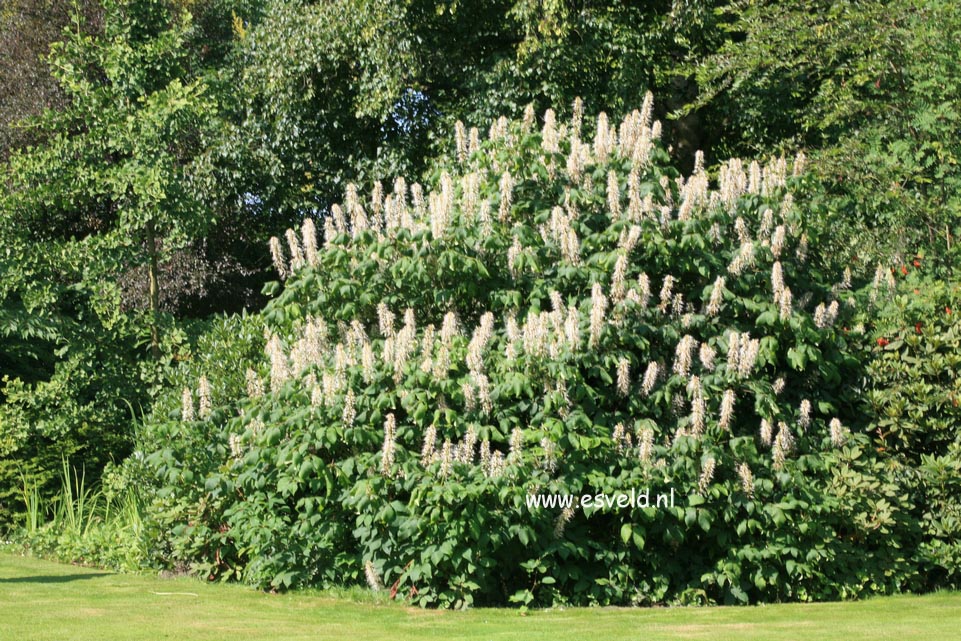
1,551,958,641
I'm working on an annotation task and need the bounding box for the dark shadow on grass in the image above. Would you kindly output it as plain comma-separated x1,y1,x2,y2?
0,573,111,584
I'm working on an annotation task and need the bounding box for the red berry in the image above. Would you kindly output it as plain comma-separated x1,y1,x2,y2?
877,337,889,347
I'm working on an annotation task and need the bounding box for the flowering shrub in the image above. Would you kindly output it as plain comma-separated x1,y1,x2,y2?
140,97,920,606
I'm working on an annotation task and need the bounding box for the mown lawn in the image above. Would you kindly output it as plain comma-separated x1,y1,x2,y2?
1,551,958,641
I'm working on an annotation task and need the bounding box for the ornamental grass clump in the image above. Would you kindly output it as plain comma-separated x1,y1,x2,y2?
139,95,916,608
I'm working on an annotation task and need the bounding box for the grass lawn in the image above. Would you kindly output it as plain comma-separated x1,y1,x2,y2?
1,551,958,641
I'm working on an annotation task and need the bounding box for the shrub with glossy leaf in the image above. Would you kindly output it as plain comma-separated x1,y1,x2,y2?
140,99,919,607
859,269,961,590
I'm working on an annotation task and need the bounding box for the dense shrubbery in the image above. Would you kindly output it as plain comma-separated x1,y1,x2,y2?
129,100,946,607
0,279,144,530
858,269,961,589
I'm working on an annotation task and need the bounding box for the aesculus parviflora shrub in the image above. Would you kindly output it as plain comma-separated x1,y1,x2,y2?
142,95,917,607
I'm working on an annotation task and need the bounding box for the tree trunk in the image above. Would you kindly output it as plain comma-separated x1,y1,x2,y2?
146,220,161,359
